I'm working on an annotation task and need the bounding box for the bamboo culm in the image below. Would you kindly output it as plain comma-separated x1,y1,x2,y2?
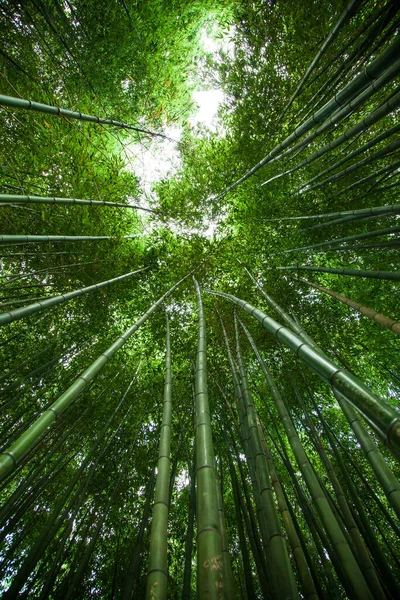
215,36,400,199
0,193,160,214
146,313,172,600
0,94,174,141
240,320,373,600
193,278,226,599
0,266,148,326
299,277,400,334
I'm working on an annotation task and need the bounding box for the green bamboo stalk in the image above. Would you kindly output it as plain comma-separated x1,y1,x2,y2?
290,1,396,128
300,123,400,191
0,268,196,483
333,389,400,519
304,203,400,231
260,198,400,223
321,156,400,204
266,424,343,599
290,378,385,598
122,468,157,600
257,415,318,600
206,289,400,456
0,233,144,244
182,453,196,600
218,311,273,586
277,0,361,122
0,94,173,141
284,224,400,254
300,277,400,334
279,264,400,282
215,36,400,199
321,419,400,598
146,313,172,600
240,321,372,600
234,314,299,600
215,463,235,599
0,194,160,214
193,278,226,599
3,394,133,598
303,137,400,194
224,435,257,600
329,423,400,541
0,267,148,326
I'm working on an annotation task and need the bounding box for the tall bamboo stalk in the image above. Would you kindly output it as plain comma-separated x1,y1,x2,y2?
0,193,160,214
284,224,400,254
234,314,299,600
0,94,173,140
193,278,227,599
0,233,144,244
0,266,148,326
279,264,400,282
240,320,372,600
215,37,400,198
146,312,172,600
333,389,400,518
277,0,361,122
299,276,400,334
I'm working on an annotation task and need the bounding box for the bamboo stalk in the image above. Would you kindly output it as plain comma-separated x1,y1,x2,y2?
241,321,372,600
279,264,400,282
284,224,400,254
0,193,160,214
0,266,148,326
0,94,174,141
206,289,400,456
146,313,172,600
299,276,400,334
277,0,361,122
215,36,400,198
0,233,145,244
193,278,226,599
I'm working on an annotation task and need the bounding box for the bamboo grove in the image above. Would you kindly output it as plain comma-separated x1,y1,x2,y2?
1,0,400,598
